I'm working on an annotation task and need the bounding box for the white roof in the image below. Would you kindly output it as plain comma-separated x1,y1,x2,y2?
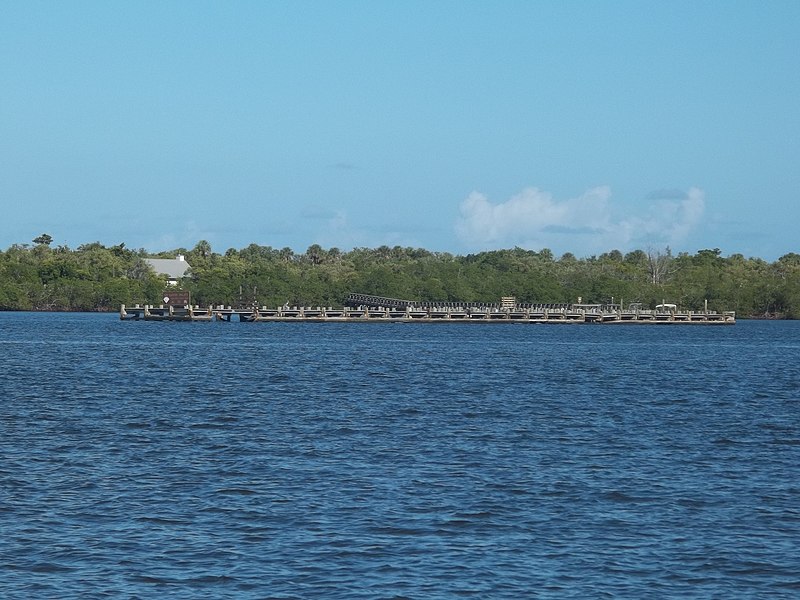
145,258,191,279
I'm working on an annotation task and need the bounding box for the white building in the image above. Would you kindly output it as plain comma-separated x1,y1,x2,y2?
144,254,191,286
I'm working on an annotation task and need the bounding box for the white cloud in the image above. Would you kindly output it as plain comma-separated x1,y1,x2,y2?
617,187,705,247
455,186,705,255
455,186,611,244
671,187,705,240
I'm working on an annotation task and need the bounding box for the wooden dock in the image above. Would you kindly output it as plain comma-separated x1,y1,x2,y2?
120,303,736,325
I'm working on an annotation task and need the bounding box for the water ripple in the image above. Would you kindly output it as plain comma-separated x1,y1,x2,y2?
1,314,799,598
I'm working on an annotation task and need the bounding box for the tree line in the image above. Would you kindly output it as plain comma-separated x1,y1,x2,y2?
2,236,800,318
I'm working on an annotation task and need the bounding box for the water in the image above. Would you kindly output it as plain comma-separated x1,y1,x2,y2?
1,313,799,598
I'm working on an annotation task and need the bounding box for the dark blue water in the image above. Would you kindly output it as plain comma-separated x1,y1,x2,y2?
1,313,799,598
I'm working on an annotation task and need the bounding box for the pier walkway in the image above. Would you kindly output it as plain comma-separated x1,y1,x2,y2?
120,303,736,324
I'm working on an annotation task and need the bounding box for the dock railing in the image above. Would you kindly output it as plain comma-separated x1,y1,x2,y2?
121,303,735,324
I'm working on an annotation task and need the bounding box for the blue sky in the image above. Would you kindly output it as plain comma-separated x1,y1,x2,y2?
2,1,798,259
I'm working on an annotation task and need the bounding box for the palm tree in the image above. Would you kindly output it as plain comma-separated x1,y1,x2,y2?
193,240,212,259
